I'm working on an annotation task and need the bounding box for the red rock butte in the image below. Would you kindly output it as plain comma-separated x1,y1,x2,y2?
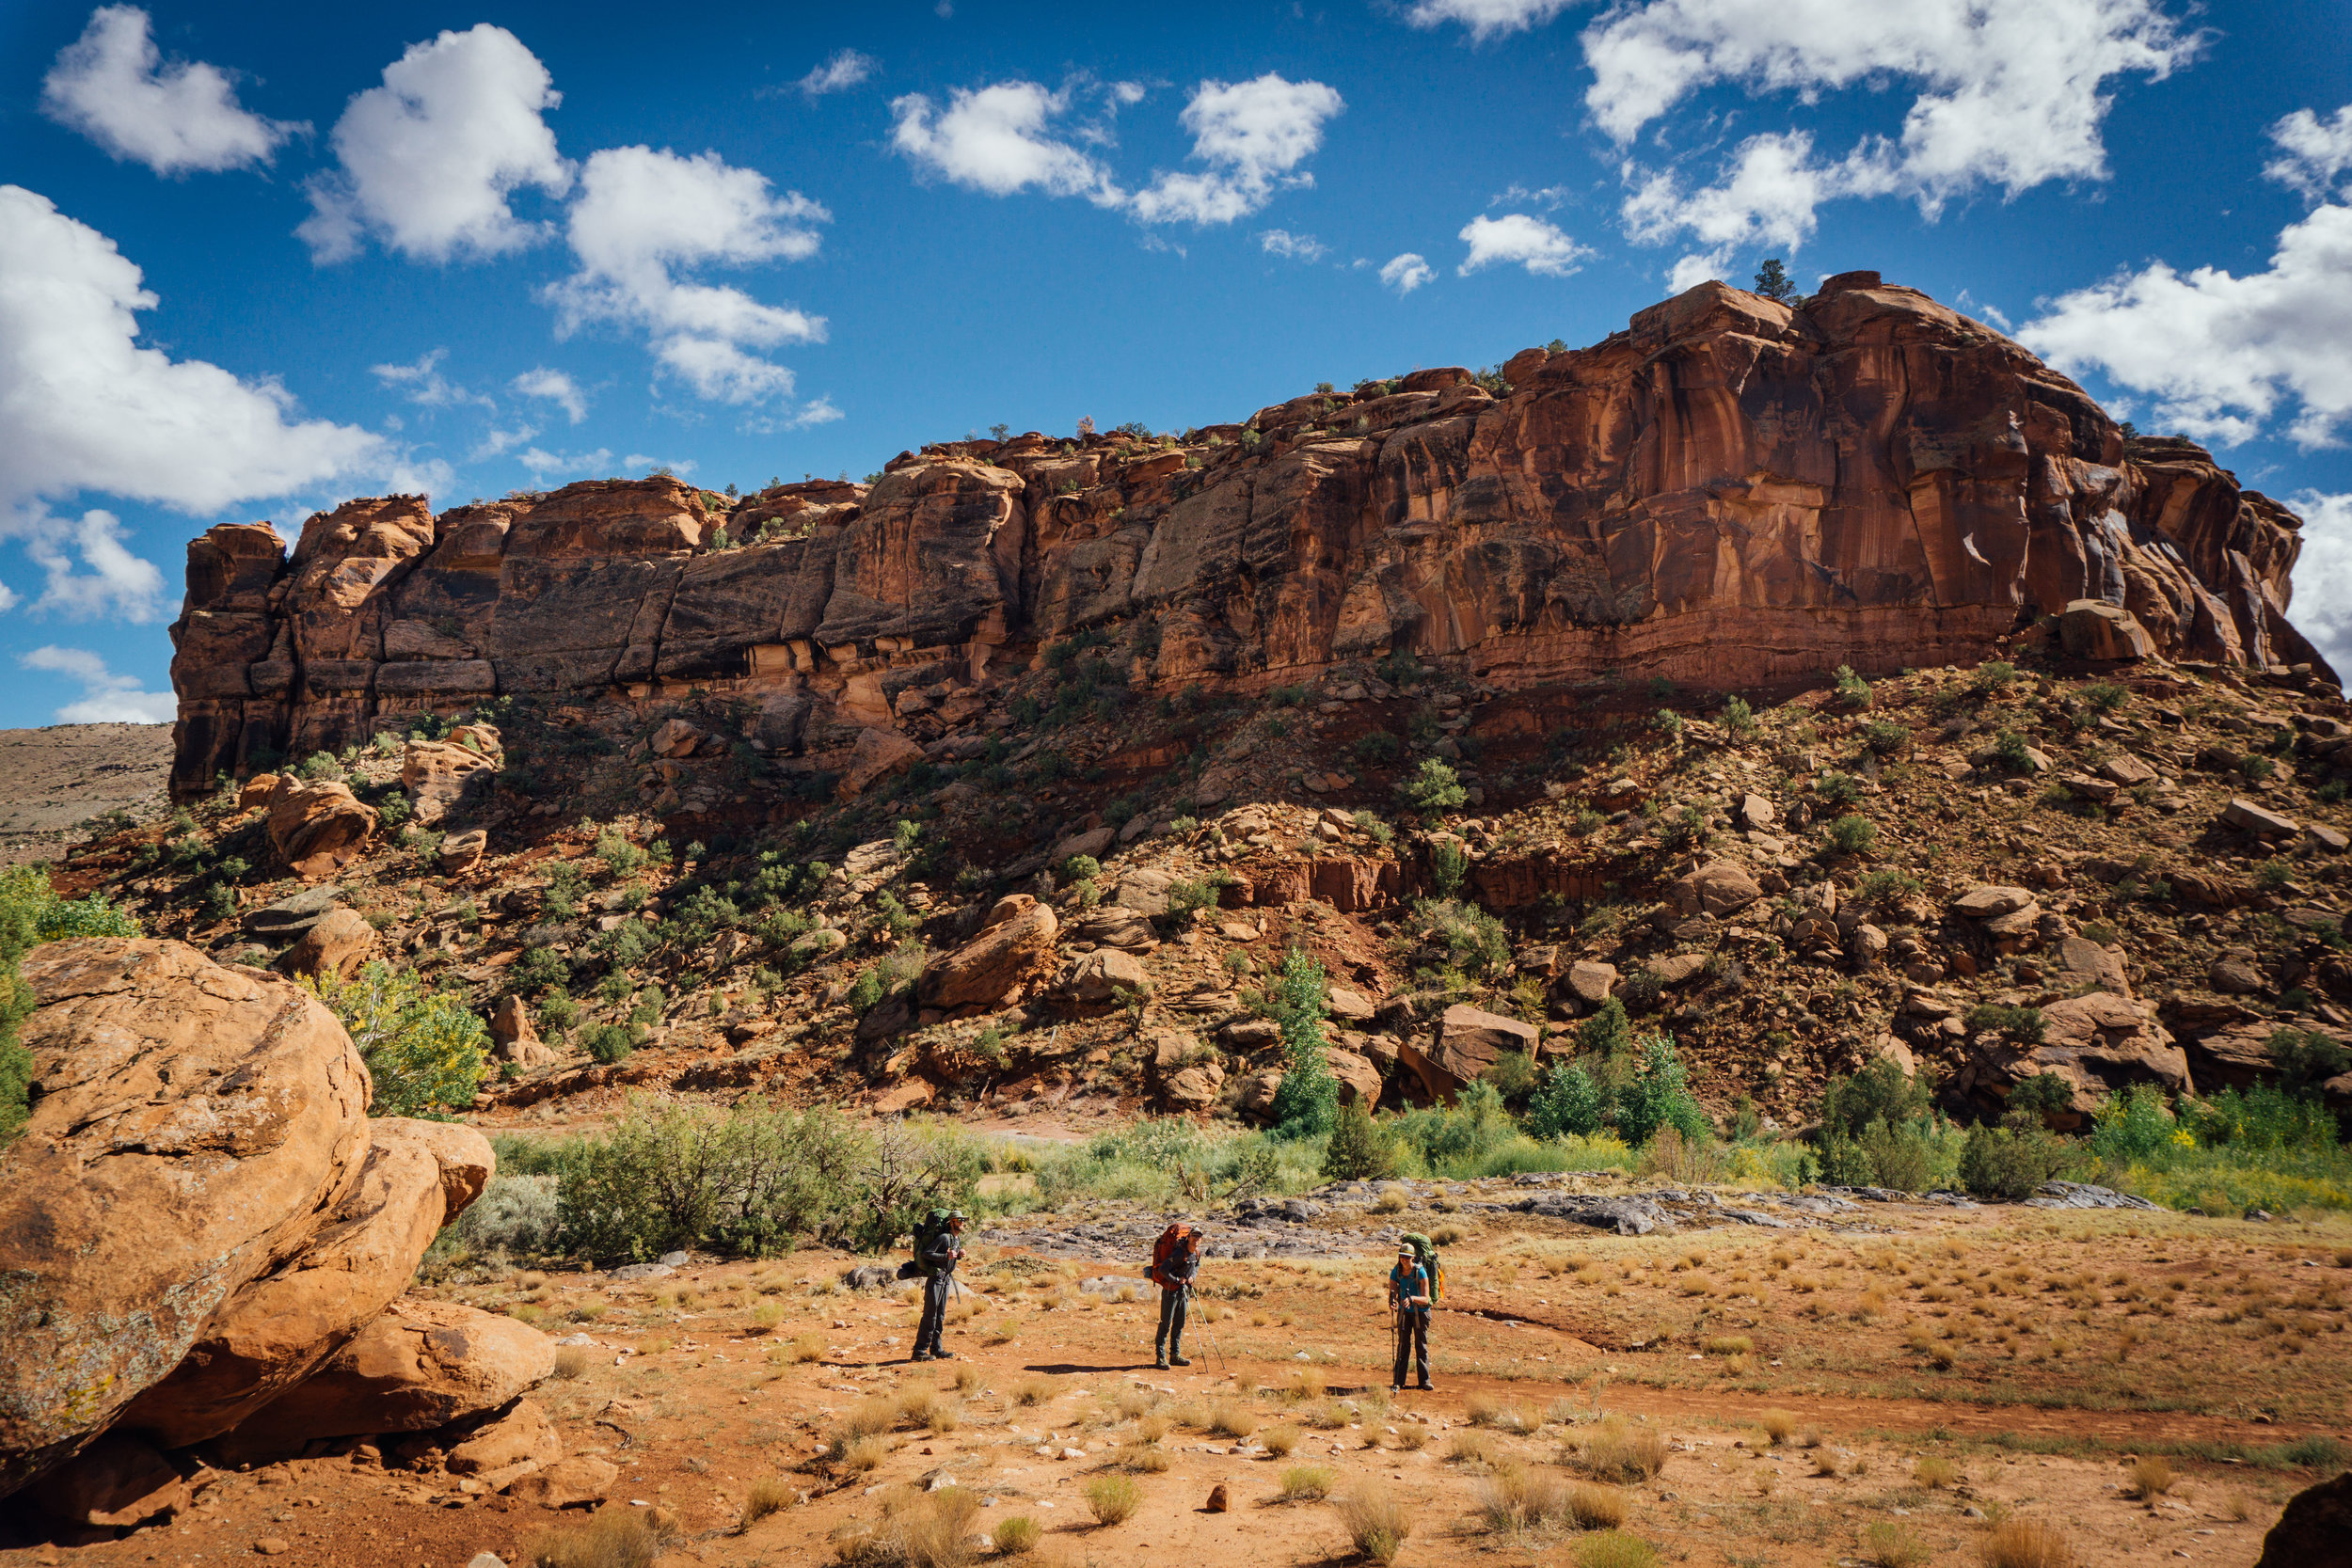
169,272,2331,800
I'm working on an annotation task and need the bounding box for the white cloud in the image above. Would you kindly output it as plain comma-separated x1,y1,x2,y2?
545,146,829,404
468,424,538,460
1491,182,1573,210
1457,213,1594,277
299,24,571,264
19,645,175,724
891,73,1339,227
0,185,383,517
19,508,167,622
370,347,495,412
1260,229,1328,261
41,5,300,176
625,454,697,476
889,81,1124,202
797,49,876,99
2266,105,2352,202
517,446,612,480
2288,490,2352,673
1128,75,1344,226
512,367,587,423
1590,1,2202,261
1405,0,1577,42
789,397,842,428
1379,252,1436,294
2016,203,2352,450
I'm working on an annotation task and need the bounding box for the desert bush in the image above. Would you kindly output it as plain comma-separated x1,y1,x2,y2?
1759,1409,1797,1445
1827,815,1878,854
1575,1532,1658,1568
1565,1481,1626,1529
1280,1465,1336,1500
2127,1455,2173,1497
304,960,488,1117
1083,1474,1140,1525
1862,1522,1930,1568
740,1476,796,1530
1477,1465,1565,1530
525,1510,665,1568
1574,1418,1666,1481
1914,1456,1958,1488
991,1516,1040,1555
1335,1483,1411,1563
1979,1517,2076,1568
449,1173,561,1257
1321,1101,1403,1180
1263,1423,1301,1457
1402,758,1467,819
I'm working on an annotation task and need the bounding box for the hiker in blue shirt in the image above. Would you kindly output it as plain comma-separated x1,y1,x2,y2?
1388,1243,1435,1392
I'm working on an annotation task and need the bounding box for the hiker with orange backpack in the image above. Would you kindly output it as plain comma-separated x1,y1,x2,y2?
1147,1222,1202,1370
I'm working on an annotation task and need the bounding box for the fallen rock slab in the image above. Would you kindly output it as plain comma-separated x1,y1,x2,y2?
219,1300,554,1448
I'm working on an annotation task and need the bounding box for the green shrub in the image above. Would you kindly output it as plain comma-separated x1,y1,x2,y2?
1429,840,1469,898
1527,1062,1607,1141
848,969,884,1013
581,1022,636,1064
1817,771,1862,807
1966,1003,2045,1045
1613,1036,1708,1145
1971,660,2018,695
1266,949,1339,1139
1991,730,2036,772
510,946,568,994
1819,1059,1932,1143
536,991,580,1040
1959,1119,2072,1200
1060,853,1102,885
1855,867,1922,905
1402,759,1467,819
1833,665,1872,709
595,826,648,879
1720,694,1757,739
1419,898,1510,977
2083,681,2129,713
1353,731,1404,767
295,751,344,781
304,961,489,1117
1861,720,1908,756
1826,815,1877,854
1321,1101,1402,1180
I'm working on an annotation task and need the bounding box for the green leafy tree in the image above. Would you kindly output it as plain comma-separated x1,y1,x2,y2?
1320,1101,1401,1179
1615,1035,1708,1145
1526,1061,1607,1140
1265,948,1340,1139
1753,259,1799,302
1401,759,1467,821
304,960,490,1117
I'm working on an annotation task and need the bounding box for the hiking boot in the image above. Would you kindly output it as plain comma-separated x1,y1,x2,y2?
930,1350,957,1361
1169,1355,1191,1367
1417,1382,1437,1392
1154,1356,1169,1370
910,1351,932,1361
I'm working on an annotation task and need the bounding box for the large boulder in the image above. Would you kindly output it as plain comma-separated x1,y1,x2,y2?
1053,947,1151,1006
280,905,377,980
916,895,1058,1009
1959,991,2190,1122
119,1118,495,1448
0,941,372,1496
1327,1046,1383,1107
2058,599,2156,661
220,1300,554,1447
266,776,378,879
1665,860,1762,918
835,727,923,799
1399,1005,1537,1101
31,1433,190,1529
1157,1062,1226,1114
402,737,499,827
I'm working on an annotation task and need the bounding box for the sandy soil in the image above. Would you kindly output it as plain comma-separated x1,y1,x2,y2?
9,1198,2344,1568
0,723,172,866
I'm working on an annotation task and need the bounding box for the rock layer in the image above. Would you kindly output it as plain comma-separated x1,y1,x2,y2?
169,276,2331,798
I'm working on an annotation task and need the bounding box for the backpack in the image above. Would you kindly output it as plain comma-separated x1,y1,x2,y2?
909,1208,954,1278
1146,1224,1198,1287
1398,1232,1444,1306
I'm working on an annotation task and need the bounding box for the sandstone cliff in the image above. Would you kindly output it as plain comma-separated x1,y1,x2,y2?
169,272,2328,800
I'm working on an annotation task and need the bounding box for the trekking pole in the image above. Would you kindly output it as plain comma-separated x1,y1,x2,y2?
1184,1284,1231,1380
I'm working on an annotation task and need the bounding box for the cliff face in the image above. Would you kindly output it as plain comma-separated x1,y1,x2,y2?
169,272,2329,799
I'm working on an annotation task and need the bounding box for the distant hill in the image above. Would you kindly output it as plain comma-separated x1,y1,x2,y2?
0,723,173,867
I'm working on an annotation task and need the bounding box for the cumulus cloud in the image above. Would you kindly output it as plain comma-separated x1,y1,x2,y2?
1260,229,1328,261
300,24,571,264
545,146,828,404
889,80,1125,201
2287,490,2352,673
517,446,612,480
1379,252,1436,294
890,73,1340,227
41,5,301,175
1404,0,1578,40
19,508,168,622
2266,105,2352,202
512,367,588,423
370,347,495,412
0,185,383,520
1128,75,1344,226
797,49,876,99
18,645,175,724
1457,213,1594,277
1589,1,2202,267
2016,202,2352,450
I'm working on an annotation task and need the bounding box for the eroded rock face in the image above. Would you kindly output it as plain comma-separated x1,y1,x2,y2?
167,276,2334,799
265,776,377,879
119,1118,494,1449
222,1300,554,1446
0,940,373,1496
917,895,1058,1010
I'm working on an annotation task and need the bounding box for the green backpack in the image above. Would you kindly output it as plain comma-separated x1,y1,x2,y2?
909,1208,955,1277
1398,1232,1444,1305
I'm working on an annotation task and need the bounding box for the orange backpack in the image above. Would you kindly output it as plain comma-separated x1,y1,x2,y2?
1146,1224,1198,1286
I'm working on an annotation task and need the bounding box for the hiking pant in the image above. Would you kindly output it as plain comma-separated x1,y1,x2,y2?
915,1272,951,1354
1155,1289,1187,1359
1392,1309,1430,1387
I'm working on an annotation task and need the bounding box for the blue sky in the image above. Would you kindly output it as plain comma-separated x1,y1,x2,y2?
4,0,2351,727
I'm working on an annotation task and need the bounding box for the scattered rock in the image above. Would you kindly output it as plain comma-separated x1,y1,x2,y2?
836,728,924,799
447,1399,561,1475
402,738,499,827
1666,861,1762,918
506,1455,618,1510
280,905,377,980
1204,1482,1230,1513
917,895,1058,1010
33,1433,188,1528
1951,885,2035,918
1564,959,1618,1007
2058,599,2156,661
2223,798,2301,838
437,828,489,875
265,776,378,879
1054,948,1150,1006
220,1300,554,1448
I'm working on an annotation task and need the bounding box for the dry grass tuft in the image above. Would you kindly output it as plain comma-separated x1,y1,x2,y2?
551,1345,592,1381
1467,1392,1532,1432
1445,1429,1499,1466
1136,1413,1170,1445
1476,1465,1565,1531
1394,1425,1430,1451
526,1510,669,1568
1280,1465,1337,1500
1759,1409,1797,1446
991,1516,1041,1556
739,1476,797,1531
1335,1483,1411,1563
1574,1418,1667,1482
835,1486,981,1568
1262,1423,1300,1457
1979,1517,2077,1568
1208,1402,1258,1438
1861,1521,1929,1568
1573,1529,1658,1568
1703,1335,1754,1357
1083,1474,1141,1526
1375,1187,1410,1214
1565,1481,1626,1530
836,1435,887,1473
2127,1455,2174,1498
1011,1376,1054,1407
1914,1457,1959,1489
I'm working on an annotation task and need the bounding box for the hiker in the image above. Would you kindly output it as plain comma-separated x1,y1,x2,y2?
912,1210,966,1361
1389,1241,1436,1391
1147,1222,1201,1369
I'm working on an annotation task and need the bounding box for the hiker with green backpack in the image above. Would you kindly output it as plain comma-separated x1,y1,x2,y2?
910,1209,966,1361
1388,1234,1441,1392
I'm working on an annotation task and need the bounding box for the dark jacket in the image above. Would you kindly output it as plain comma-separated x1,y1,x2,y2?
1158,1238,1200,1290
920,1227,962,1278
